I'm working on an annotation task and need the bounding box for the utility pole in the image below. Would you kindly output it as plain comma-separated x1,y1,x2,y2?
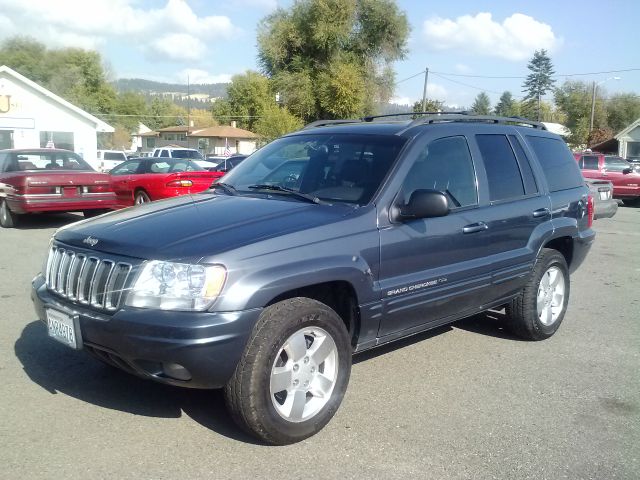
421,67,429,112
589,80,597,132
187,74,191,147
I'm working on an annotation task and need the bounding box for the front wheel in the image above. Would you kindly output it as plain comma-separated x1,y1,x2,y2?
506,248,570,340
224,297,352,445
0,198,19,228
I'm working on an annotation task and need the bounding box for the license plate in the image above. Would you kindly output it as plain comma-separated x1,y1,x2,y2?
47,308,81,349
599,191,608,200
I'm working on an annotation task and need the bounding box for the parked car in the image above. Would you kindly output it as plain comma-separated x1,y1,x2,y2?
109,157,220,206
585,179,617,219
0,148,117,227
574,152,640,205
151,147,204,160
32,114,594,444
90,150,128,172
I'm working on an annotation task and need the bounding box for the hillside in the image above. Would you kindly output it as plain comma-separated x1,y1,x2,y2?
114,78,228,99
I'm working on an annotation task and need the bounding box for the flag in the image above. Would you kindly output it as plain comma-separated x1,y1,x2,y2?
223,138,231,157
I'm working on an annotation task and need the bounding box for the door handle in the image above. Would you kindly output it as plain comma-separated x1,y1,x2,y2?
532,207,550,218
462,222,488,234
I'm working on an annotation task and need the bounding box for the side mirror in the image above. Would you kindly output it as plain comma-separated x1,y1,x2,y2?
622,167,632,174
398,189,450,220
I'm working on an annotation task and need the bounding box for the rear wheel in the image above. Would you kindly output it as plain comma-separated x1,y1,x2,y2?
224,297,352,445
0,198,18,228
506,248,569,340
82,209,110,218
134,190,151,205
623,198,640,207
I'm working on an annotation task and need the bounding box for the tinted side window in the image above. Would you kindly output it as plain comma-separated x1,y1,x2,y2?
508,135,538,195
604,156,630,172
111,160,142,175
104,152,126,161
0,152,6,171
476,134,525,201
526,136,584,192
403,136,477,208
581,155,599,170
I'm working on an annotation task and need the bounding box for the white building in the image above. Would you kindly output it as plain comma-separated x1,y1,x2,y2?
0,65,114,160
615,117,640,161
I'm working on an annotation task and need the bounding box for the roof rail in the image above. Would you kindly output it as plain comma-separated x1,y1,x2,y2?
301,119,362,130
407,114,546,130
362,111,468,122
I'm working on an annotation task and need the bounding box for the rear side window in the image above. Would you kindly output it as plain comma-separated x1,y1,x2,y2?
526,136,584,192
476,134,525,201
104,152,126,161
580,155,599,170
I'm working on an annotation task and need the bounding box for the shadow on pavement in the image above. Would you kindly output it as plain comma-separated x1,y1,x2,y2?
14,321,262,445
15,213,84,230
454,309,523,341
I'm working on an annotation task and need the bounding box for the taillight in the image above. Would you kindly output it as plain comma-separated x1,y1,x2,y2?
166,180,193,187
587,194,594,228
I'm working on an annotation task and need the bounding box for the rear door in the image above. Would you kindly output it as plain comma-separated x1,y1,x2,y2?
470,132,551,301
603,156,640,197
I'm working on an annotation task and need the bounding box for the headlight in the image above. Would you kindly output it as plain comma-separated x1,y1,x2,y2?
126,261,226,311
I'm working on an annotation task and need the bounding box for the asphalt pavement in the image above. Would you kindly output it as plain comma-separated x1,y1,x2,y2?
0,207,638,480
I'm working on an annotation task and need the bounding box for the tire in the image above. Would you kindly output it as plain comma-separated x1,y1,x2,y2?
82,209,109,218
506,248,570,340
0,198,18,228
134,190,151,205
622,198,640,207
224,297,352,445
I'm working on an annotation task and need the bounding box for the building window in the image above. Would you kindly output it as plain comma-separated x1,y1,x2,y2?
39,131,74,151
628,141,640,160
146,137,156,148
179,134,187,141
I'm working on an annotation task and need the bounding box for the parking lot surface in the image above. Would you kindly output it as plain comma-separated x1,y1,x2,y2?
1,208,638,480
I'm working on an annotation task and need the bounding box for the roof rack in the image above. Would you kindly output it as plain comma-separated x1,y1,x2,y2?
301,119,362,130
362,111,468,122
407,113,546,130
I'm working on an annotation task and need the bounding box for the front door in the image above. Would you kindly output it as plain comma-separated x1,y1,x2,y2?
378,135,492,337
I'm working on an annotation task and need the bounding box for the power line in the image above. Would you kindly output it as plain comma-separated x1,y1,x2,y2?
429,67,640,80
430,72,507,97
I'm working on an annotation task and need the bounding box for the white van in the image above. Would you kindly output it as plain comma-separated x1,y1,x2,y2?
92,150,128,172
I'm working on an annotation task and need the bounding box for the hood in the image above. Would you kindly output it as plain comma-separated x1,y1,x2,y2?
54,192,356,260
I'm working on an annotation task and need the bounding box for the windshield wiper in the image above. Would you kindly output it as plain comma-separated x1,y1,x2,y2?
247,184,322,204
211,182,237,195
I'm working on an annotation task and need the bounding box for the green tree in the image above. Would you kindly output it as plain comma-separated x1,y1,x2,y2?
212,71,273,131
254,104,304,142
521,49,556,121
257,0,409,121
494,91,520,117
554,80,607,147
471,92,491,115
411,99,445,116
606,93,640,133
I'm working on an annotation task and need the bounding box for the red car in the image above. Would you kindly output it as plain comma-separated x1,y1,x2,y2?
574,152,640,204
109,157,221,207
0,149,117,228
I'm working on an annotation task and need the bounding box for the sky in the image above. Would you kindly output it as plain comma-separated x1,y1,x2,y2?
0,0,638,109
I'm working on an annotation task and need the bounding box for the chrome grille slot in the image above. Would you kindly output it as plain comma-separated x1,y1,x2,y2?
45,246,133,311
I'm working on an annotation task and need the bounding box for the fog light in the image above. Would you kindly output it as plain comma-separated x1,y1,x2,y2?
162,362,191,381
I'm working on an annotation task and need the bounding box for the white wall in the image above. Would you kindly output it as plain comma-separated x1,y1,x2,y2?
0,74,101,161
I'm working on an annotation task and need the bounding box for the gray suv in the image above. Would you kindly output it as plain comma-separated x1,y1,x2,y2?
31,114,595,444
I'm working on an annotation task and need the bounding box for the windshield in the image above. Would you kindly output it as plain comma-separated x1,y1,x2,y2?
171,150,204,160
221,133,406,204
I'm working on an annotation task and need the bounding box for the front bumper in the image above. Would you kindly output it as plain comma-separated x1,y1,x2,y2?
31,274,261,389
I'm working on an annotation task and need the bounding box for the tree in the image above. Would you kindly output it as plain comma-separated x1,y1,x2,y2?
494,91,519,117
521,49,556,121
212,71,274,131
257,0,410,121
411,99,445,117
471,92,491,115
555,80,607,147
606,93,640,133
254,104,304,142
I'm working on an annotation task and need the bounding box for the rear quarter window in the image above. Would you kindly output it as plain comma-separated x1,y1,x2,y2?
525,136,584,192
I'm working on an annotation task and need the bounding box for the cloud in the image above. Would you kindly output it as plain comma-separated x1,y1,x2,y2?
179,69,233,84
233,0,278,10
0,0,237,63
454,63,472,74
423,13,560,61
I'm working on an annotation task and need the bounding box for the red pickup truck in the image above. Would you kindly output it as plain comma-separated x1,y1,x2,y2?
0,149,118,228
574,152,640,205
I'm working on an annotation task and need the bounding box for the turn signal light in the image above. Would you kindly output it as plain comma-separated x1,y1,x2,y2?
587,194,594,228
166,180,193,187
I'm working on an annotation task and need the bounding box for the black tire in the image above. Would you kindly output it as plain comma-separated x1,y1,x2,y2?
224,297,352,445
82,209,109,218
506,248,570,340
134,190,151,205
622,198,640,207
0,198,18,228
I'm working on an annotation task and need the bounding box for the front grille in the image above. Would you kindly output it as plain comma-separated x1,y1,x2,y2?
45,245,133,311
